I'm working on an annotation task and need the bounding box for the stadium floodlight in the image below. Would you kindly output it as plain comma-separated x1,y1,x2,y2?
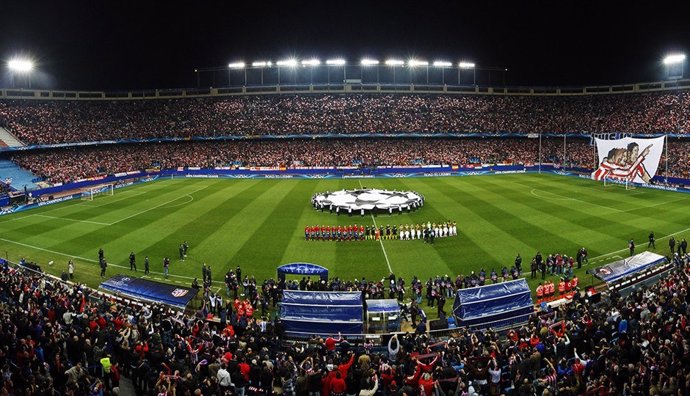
433,61,452,68
7,59,34,73
408,59,429,67
385,59,404,66
228,62,246,69
326,59,346,66
663,53,686,65
361,58,379,66
276,59,298,67
459,61,476,69
252,61,269,68
301,58,321,67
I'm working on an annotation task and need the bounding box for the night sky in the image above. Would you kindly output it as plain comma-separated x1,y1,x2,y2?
1,1,689,91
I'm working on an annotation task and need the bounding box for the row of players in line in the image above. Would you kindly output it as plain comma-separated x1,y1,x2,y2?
304,221,458,241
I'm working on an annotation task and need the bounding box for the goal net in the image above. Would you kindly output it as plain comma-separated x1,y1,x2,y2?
80,184,114,201
602,177,636,190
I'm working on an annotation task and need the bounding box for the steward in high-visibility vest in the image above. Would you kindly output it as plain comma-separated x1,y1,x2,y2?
546,281,554,297
100,356,112,374
558,279,566,294
536,284,544,299
572,275,579,288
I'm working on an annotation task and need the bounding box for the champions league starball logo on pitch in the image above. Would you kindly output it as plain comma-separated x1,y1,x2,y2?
311,188,424,214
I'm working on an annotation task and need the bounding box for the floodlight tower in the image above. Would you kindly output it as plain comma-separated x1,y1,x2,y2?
663,53,686,79
662,53,685,182
408,59,429,84
301,59,321,84
458,61,475,86
326,59,346,85
385,59,404,86
8,58,35,88
276,59,298,85
433,61,452,85
252,61,271,85
360,58,379,84
228,62,246,86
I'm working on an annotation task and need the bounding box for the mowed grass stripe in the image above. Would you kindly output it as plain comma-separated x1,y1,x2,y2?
478,176,648,249
508,176,680,238
435,176,579,258
532,174,690,221
522,175,690,227
335,179,396,281
35,179,186,218
289,179,393,281
0,179,207,240
332,179,392,279
419,177,538,264
280,179,343,273
24,180,215,263
224,180,315,281
102,179,268,272
372,178,459,278
30,178,196,223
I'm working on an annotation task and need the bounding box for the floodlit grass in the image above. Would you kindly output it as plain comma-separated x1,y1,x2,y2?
1,174,688,296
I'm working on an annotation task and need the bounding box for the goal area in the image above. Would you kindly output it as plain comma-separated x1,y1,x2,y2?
80,184,115,200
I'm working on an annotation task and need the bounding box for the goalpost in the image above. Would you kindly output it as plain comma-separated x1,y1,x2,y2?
602,177,636,190
80,184,115,201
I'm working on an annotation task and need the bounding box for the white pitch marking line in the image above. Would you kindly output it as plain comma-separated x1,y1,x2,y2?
158,194,194,209
358,180,393,273
32,213,111,226
530,188,625,213
0,237,226,285
586,225,690,263
76,190,148,208
109,185,210,225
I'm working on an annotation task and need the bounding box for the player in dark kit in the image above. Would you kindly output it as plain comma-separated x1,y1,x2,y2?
648,231,655,249
144,256,150,275
629,239,635,256
514,254,522,274
670,236,676,254
100,258,107,278
129,252,136,271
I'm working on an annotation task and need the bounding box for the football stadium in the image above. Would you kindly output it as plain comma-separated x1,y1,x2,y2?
1,3,690,396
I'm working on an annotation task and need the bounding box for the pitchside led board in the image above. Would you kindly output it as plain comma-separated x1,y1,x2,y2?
591,136,665,184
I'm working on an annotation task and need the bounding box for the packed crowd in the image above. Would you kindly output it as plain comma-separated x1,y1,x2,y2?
6,137,690,185
1,246,689,396
2,91,690,145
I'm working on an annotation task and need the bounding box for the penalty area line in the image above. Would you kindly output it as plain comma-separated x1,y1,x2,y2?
358,180,393,274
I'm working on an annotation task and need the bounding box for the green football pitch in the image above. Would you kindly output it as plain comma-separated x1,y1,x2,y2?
1,173,688,294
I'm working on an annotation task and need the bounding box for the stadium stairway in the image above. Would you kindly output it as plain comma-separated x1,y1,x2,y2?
0,160,40,190
0,127,25,148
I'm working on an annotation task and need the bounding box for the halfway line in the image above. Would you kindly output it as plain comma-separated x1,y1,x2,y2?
358,180,393,273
